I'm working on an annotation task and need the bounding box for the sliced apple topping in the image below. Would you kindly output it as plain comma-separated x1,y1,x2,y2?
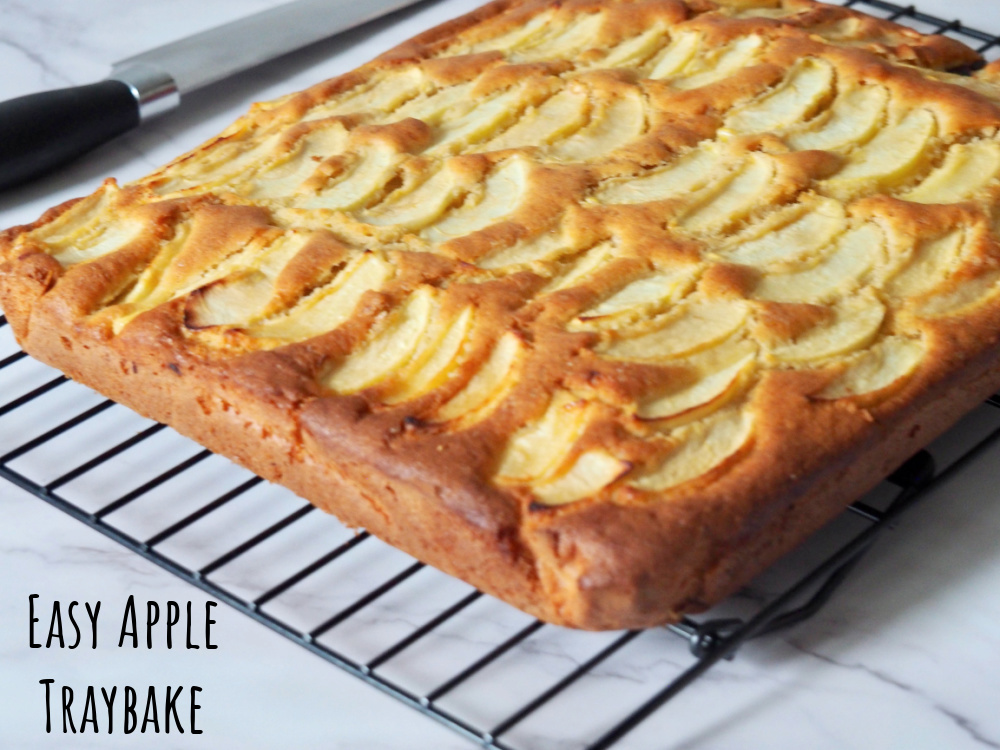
477,230,574,270
435,332,523,423
633,408,753,491
248,251,392,341
648,31,701,79
108,223,194,333
466,11,555,56
594,143,735,205
725,58,835,136
325,286,435,394
510,12,605,62
429,83,544,155
571,266,700,330
901,140,1000,205
884,229,965,301
297,142,404,211
719,198,848,268
50,216,146,268
679,153,776,232
788,85,889,152
548,86,646,162
361,162,470,231
423,156,531,242
308,68,427,120
183,231,316,328
246,123,351,199
383,305,475,404
604,298,749,360
480,85,590,152
531,450,632,505
916,270,1000,318
822,108,936,194
764,289,885,364
495,391,592,484
638,339,757,422
393,82,476,127
598,25,669,69
544,241,618,293
670,35,765,90
752,222,883,303
32,185,122,261
816,335,924,400
150,129,287,196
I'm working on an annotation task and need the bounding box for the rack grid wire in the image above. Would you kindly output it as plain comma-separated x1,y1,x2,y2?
3,1,1000,746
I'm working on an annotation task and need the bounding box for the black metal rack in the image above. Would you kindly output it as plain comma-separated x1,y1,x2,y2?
3,2,1000,747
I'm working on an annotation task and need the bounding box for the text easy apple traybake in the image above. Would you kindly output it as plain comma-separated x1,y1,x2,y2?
5,0,1000,629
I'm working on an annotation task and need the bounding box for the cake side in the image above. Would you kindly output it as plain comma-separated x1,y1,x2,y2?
4,0,1000,629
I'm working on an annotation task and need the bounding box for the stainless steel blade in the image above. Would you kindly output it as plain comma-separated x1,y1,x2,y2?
108,0,423,118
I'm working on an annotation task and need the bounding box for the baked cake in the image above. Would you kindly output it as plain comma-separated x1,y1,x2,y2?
4,0,1000,629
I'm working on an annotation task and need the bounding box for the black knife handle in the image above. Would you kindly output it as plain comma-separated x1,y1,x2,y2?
0,80,139,192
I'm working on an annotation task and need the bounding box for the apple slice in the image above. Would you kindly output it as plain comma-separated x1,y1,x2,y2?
246,123,351,199
423,156,531,242
429,84,539,155
901,140,1000,205
671,35,765,90
633,407,753,491
884,229,965,301
638,340,757,422
392,81,476,127
594,142,735,205
511,11,605,62
383,305,476,404
184,231,315,328
725,58,835,135
816,335,924,400
325,286,434,393
477,229,573,270
308,67,427,120
34,184,146,267
495,391,592,483
604,298,749,360
50,216,146,268
548,86,646,161
788,85,888,152
752,222,883,303
150,129,286,196
648,31,701,79
719,198,847,268
571,266,700,329
598,24,669,69
249,250,392,341
544,241,618,293
917,270,1000,318
531,450,632,505
467,11,555,56
110,223,195,333
822,108,936,194
480,85,590,152
361,162,469,231
296,142,404,211
435,332,523,424
764,289,885,364
680,152,775,232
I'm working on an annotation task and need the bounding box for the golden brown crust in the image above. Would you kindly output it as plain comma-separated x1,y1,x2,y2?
4,0,1000,629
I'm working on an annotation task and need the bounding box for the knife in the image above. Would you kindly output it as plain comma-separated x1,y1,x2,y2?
0,0,423,192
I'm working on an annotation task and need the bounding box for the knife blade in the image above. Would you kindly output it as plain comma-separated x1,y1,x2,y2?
0,0,424,192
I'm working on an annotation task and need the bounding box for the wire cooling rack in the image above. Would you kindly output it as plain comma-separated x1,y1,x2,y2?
3,1,1000,747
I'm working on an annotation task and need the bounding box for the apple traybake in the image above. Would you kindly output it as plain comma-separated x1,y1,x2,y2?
4,0,1000,629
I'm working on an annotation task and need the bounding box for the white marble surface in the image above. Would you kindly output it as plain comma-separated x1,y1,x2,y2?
3,1,1000,748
